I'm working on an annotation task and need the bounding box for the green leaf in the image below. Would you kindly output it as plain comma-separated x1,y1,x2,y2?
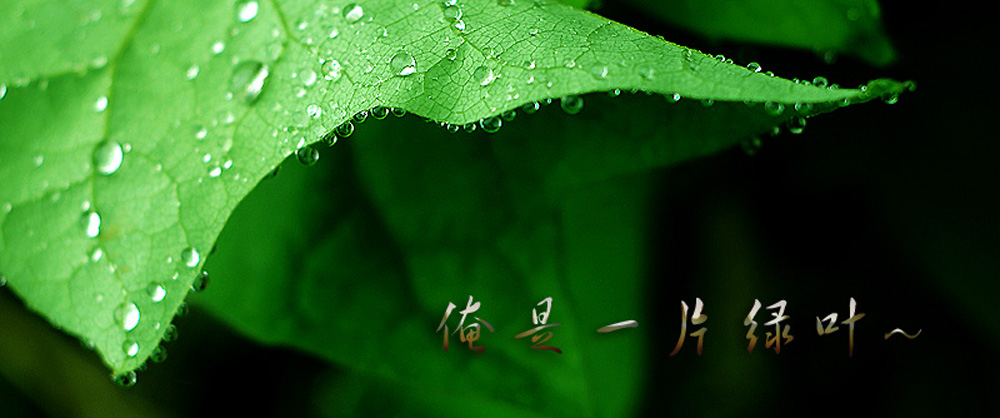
618,0,897,66
0,0,908,377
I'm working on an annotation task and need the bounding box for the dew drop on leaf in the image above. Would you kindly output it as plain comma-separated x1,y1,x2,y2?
560,95,584,114
666,93,681,103
83,210,101,238
147,283,166,303
370,106,389,120
352,111,368,124
521,102,540,114
390,51,417,76
211,41,225,55
747,62,762,73
742,136,763,156
812,76,829,88
479,116,502,133
296,146,320,166
343,3,364,23
301,68,317,87
501,110,516,121
150,345,168,363
235,0,258,23
463,122,477,133
112,371,137,387
322,59,342,81
307,104,322,119
94,96,108,112
94,141,124,175
474,66,495,86
191,271,209,292
764,101,785,116
162,324,178,342
180,247,201,268
194,125,208,140
123,339,139,357
185,64,200,80
786,116,807,134
444,48,457,61
0,83,6,101
116,302,140,332
794,102,813,115
231,61,269,103
336,121,355,138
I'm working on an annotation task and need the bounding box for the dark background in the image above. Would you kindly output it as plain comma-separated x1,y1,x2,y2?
1,1,997,416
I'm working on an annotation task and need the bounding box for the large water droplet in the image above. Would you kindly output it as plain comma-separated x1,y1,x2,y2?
296,146,319,166
180,247,200,268
94,141,124,175
123,339,139,357
343,3,363,23
231,61,269,103
235,0,259,23
112,371,137,387
479,116,502,133
390,51,417,76
117,302,140,331
147,283,166,303
83,211,101,238
560,95,583,115
370,106,389,120
474,66,495,86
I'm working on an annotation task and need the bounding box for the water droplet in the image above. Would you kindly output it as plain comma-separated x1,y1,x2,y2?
0,273,7,287
764,102,785,116
444,48,457,61
194,125,208,140
812,76,829,88
638,65,655,80
747,62,762,73
147,283,166,302
83,211,101,238
162,324,178,342
94,141,124,175
700,99,714,107
474,66,495,86
529,28,538,36
211,41,225,55
322,60,342,81
336,121,355,138
590,65,609,79
882,93,899,105
370,106,389,119
113,371,137,387
794,102,813,115
185,64,200,80
390,51,417,76
443,5,463,21
123,339,139,357
462,123,477,133
150,345,168,363
742,136,763,156
343,3,364,23
391,108,407,117
231,61,269,103
501,110,516,121
666,93,681,103
94,96,108,112
307,104,322,119
497,0,515,5
191,271,209,292
301,68,317,86
116,302,140,331
180,247,200,268
296,146,320,166
236,0,258,23
560,96,583,115
452,19,466,32
352,111,368,124
479,116,502,133
786,116,806,134
715,54,726,61
0,83,6,101
444,123,460,133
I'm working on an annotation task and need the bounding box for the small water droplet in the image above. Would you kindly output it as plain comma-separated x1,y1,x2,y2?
452,19,466,32
162,324,179,342
501,110,516,121
343,3,363,23
528,28,538,36
191,271,209,292
116,302,140,331
112,371,137,387
236,0,258,23
94,96,108,112
479,116,502,133
462,123,477,133
812,76,829,88
94,142,124,175
0,83,6,101
474,66,495,86
211,41,225,55
352,111,368,124
185,64,200,80
742,136,763,156
147,283,166,302
700,99,714,107
521,102,539,114
590,65,609,79
231,61,269,103
786,117,806,134
322,60,342,81
301,69,317,86
307,104,322,119
123,339,139,357
83,211,101,238
560,95,583,115
194,125,208,140
370,106,389,119
391,108,407,117
764,102,785,116
444,48,457,62
794,102,813,115
638,65,655,80
336,121,355,138
150,345,168,363
180,247,200,268
444,123,460,133
390,51,417,76
747,62,762,73
296,146,320,166
0,273,7,287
